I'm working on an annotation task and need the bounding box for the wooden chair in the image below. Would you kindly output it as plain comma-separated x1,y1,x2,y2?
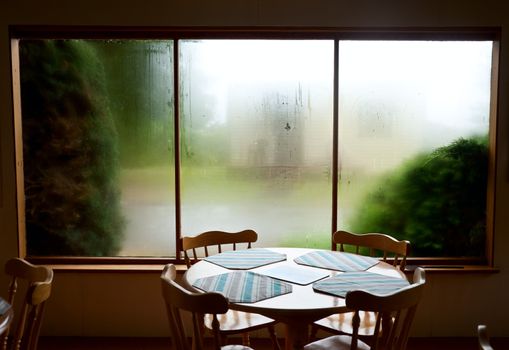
181,230,280,349
478,325,494,350
182,230,258,267
1,258,53,350
333,231,410,270
305,267,426,350
311,230,410,340
161,264,253,350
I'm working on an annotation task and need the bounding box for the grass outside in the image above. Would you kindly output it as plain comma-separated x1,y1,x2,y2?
118,165,380,254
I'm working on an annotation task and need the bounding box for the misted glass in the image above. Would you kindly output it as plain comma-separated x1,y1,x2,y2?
179,40,334,248
20,39,175,257
338,41,492,257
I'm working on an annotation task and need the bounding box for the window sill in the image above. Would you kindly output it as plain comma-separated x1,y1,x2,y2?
42,264,187,273
405,265,499,274
41,263,499,274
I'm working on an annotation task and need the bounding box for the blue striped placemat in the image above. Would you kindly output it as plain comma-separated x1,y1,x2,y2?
0,298,10,317
294,251,378,272
312,271,410,298
204,248,287,270
192,271,292,303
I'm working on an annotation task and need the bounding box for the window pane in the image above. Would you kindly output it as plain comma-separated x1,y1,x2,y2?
20,39,175,257
180,40,334,248
338,41,492,257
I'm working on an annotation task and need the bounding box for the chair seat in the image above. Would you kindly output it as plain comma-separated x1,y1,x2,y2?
314,311,378,336
222,345,254,350
205,310,277,333
304,335,370,350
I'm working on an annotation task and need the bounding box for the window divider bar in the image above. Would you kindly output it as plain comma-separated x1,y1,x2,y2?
174,39,182,262
331,39,339,250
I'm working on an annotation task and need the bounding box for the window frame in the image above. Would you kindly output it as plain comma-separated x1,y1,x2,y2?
9,25,500,268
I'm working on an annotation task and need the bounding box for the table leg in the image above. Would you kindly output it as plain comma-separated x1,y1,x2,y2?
285,322,309,350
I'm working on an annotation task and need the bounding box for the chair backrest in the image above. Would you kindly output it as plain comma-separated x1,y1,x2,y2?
478,325,494,350
181,229,258,268
1,258,53,350
345,267,426,350
161,264,229,350
333,230,410,271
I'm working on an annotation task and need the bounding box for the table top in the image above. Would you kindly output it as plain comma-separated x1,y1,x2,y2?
183,247,406,323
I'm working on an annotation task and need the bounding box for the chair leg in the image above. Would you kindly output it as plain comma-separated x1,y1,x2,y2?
221,333,228,346
309,324,319,341
242,332,250,347
268,325,281,350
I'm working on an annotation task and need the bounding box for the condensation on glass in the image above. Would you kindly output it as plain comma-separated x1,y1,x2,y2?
17,37,494,259
337,41,492,257
20,39,175,257
179,40,334,249
96,40,176,257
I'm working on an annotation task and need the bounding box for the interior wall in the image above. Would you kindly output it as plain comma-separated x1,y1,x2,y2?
1,0,508,338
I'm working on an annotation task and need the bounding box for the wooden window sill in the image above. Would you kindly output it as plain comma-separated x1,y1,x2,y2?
41,263,499,274
405,265,499,274
43,264,187,273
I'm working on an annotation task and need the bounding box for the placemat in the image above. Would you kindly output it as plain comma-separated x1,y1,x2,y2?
193,271,292,303
204,248,287,270
260,265,330,285
312,271,410,298
0,298,10,317
294,250,378,272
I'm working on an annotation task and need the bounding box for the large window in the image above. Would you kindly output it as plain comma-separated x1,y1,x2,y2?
12,30,497,263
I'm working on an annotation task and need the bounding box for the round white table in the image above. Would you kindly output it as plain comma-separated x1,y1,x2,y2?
183,247,406,350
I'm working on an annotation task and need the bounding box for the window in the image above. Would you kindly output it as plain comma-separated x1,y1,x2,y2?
11,29,497,264
18,39,175,257
337,41,493,258
179,40,333,249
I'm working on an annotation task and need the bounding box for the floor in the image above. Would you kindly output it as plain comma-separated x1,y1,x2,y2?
38,336,509,350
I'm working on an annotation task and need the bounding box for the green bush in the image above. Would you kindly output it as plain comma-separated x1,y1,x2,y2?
349,136,488,257
21,40,124,256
